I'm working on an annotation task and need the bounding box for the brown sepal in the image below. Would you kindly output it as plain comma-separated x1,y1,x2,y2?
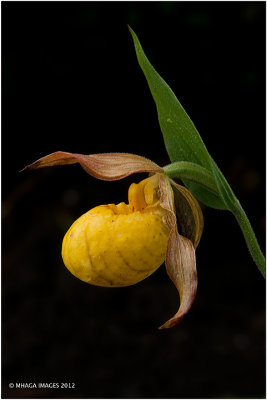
170,179,204,249
22,151,163,180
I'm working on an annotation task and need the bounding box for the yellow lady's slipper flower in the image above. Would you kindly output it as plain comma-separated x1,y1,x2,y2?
23,151,204,329
62,174,170,287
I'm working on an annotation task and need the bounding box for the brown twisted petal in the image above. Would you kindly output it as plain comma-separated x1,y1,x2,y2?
170,179,204,249
158,175,198,329
21,152,163,180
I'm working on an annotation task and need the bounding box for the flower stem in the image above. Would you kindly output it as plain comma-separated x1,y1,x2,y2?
163,161,218,195
164,160,265,277
231,200,266,278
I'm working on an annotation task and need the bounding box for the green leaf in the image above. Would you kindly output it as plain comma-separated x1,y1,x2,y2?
129,27,265,276
128,26,225,209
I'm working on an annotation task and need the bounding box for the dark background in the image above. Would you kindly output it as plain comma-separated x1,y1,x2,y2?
2,2,266,398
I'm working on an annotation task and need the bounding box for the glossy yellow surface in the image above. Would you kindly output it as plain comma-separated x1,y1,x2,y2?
62,174,170,287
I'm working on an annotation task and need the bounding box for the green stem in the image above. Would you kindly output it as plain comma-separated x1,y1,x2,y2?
231,200,266,278
210,159,266,278
163,161,219,195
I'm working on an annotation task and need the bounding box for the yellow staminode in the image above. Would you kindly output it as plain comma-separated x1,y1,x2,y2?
62,174,170,287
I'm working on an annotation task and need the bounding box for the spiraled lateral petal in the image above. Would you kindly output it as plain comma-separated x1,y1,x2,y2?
22,152,163,180
158,175,198,329
159,231,197,329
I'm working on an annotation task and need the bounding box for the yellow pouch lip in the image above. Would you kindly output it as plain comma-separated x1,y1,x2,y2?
62,202,170,287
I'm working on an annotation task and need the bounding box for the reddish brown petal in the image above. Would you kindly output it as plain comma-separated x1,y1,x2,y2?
158,229,197,329
158,175,198,329
170,180,204,249
22,151,163,180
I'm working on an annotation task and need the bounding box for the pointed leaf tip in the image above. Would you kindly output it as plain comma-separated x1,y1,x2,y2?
129,28,228,210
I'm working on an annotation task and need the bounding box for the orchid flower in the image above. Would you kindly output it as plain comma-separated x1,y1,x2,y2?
23,151,203,329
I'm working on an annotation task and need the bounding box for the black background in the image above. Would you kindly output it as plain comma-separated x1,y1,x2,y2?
2,2,266,398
